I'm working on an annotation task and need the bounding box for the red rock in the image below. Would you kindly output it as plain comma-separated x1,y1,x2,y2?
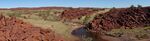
0,15,65,41
86,6,150,41
60,8,100,20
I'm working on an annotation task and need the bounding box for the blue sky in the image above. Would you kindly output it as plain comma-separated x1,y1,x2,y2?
0,0,150,8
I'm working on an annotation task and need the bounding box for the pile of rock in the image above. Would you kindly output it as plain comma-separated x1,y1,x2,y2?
85,6,150,41
0,15,65,41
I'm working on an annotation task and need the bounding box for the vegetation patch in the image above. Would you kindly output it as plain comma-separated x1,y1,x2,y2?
5,9,64,21
106,26,150,40
80,13,98,24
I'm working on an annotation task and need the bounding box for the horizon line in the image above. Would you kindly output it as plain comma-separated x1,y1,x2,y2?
0,5,149,9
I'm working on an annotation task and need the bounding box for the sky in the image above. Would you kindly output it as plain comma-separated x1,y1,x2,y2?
0,0,150,8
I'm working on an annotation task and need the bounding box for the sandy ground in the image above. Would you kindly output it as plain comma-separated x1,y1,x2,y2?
18,18,81,41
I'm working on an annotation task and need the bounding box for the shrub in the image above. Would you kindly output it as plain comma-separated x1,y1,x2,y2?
80,14,97,24
106,26,150,40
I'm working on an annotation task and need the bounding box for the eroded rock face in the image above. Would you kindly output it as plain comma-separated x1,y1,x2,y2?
0,15,65,41
87,7,150,31
86,7,150,41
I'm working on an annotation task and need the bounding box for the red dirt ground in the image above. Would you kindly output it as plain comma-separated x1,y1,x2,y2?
60,8,102,20
0,7,71,10
0,15,65,41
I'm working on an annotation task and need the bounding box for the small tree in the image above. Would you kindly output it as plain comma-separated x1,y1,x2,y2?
112,7,116,9
130,5,135,8
130,5,136,9
138,5,142,8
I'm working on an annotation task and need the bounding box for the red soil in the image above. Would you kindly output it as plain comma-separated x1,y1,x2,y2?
0,8,9,10
9,7,71,10
0,15,65,41
0,7,72,11
60,8,101,20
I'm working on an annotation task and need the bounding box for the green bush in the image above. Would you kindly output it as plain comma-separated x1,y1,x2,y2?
7,11,22,17
80,14,97,24
36,10,60,21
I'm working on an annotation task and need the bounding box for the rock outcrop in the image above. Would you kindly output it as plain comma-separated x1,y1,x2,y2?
61,8,102,20
0,15,65,41
87,7,150,31
86,6,150,41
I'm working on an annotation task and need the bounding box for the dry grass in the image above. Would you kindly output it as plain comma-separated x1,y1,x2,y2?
106,27,150,40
